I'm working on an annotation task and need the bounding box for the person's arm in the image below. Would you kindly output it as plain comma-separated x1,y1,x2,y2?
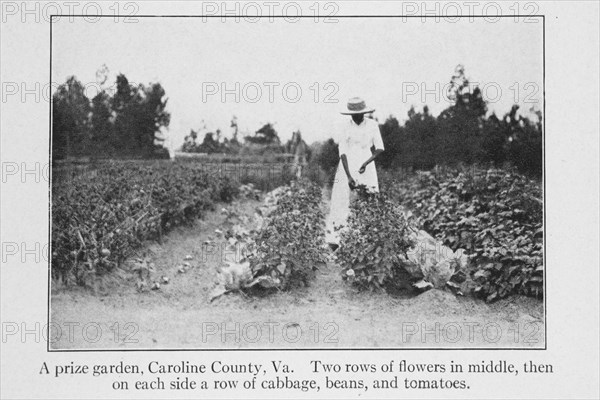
340,153,356,189
359,123,385,174
358,148,384,174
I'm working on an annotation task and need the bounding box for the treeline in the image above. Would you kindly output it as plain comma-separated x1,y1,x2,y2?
182,121,312,161
182,122,285,154
379,67,543,177
310,66,543,178
53,65,542,177
52,73,170,160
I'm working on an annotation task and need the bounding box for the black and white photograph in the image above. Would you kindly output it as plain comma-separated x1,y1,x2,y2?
1,1,599,399
48,10,546,350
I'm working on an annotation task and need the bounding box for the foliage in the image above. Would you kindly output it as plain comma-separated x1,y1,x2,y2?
238,166,295,192
182,129,240,154
311,138,339,173
378,65,543,177
245,123,281,145
175,152,291,164
247,179,327,290
52,77,92,159
150,155,297,192
384,165,543,301
336,186,415,291
307,138,339,187
109,74,171,157
503,105,544,176
53,71,170,159
285,131,308,156
52,161,239,286
182,122,288,157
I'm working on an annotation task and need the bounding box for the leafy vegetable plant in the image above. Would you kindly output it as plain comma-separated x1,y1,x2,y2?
336,186,416,291
52,161,239,285
383,165,543,301
248,179,327,290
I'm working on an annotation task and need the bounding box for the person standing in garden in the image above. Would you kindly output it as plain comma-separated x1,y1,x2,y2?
326,97,385,248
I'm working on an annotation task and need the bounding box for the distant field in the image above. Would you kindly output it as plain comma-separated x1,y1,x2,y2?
52,155,296,188
174,151,294,164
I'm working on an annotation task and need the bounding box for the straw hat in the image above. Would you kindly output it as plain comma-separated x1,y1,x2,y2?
340,97,375,115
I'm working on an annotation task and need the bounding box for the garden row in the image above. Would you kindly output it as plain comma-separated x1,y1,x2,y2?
52,161,241,285
246,179,328,290
336,187,418,292
382,166,544,301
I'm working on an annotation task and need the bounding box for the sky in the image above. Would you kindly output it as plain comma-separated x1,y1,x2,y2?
52,16,543,149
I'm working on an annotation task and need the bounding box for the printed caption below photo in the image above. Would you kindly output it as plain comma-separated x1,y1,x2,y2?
39,358,554,393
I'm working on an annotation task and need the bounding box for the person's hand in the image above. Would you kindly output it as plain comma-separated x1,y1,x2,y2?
348,177,356,190
358,164,367,174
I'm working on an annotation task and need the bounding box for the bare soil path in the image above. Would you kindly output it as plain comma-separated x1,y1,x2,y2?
51,193,544,349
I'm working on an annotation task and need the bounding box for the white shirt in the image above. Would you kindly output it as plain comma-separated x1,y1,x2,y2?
337,117,385,190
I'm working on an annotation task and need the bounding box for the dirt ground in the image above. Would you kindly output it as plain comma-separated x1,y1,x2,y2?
50,193,545,350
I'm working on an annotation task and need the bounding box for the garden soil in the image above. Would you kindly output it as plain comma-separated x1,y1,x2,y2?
51,194,544,349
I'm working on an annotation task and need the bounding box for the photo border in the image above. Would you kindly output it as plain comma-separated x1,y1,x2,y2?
47,13,546,352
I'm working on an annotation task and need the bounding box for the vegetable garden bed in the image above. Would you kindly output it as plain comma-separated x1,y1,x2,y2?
52,161,240,285
381,166,544,301
247,179,328,290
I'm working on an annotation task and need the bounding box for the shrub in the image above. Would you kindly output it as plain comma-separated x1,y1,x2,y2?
336,186,415,291
385,165,543,301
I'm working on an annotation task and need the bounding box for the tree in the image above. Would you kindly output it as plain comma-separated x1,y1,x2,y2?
504,105,543,176
378,115,403,169
375,65,542,176
52,71,171,159
198,132,219,153
245,123,280,145
52,76,91,159
182,129,200,152
230,116,239,144
480,113,508,165
90,90,114,155
437,66,488,165
110,74,170,157
310,138,339,174
132,82,170,155
404,106,438,169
